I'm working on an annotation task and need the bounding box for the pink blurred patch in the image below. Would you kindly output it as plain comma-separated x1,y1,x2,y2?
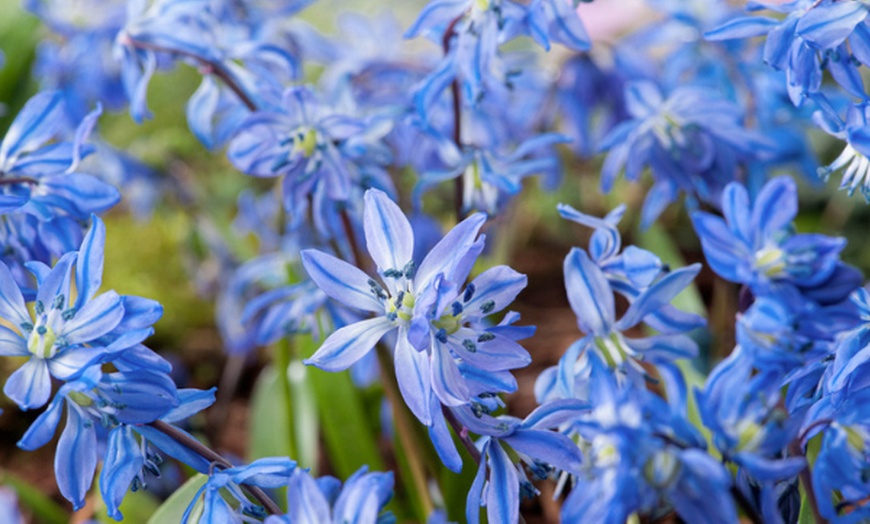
576,0,656,42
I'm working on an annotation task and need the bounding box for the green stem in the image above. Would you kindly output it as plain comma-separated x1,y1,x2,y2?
375,344,435,519
275,338,300,461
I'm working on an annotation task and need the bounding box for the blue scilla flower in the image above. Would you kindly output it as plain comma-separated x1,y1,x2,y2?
551,245,702,395
414,133,568,215
406,0,589,111
115,0,304,125
17,365,180,510
182,457,296,523
100,388,217,520
228,86,393,232
301,189,532,426
265,467,394,524
0,91,119,221
599,81,768,228
691,176,861,305
27,0,129,118
0,217,128,410
698,348,806,484
707,0,870,105
464,401,583,524
556,354,737,524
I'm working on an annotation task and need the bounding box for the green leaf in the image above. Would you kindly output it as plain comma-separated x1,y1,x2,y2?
2,473,68,524
146,474,206,524
250,366,291,460
298,334,385,477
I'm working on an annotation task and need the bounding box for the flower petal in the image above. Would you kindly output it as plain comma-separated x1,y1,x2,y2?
304,317,393,372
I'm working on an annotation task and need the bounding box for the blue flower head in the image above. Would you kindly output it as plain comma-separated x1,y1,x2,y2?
266,467,394,524
599,81,770,228
301,188,532,426
691,176,861,307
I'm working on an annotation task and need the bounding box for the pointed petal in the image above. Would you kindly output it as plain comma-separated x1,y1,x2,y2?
564,248,614,337
4,359,52,410
617,264,702,330
304,317,393,372
363,188,414,273
74,216,106,310
416,212,486,288
394,329,433,425
301,249,383,313
56,404,97,510
431,340,469,406
61,290,124,345
486,442,519,524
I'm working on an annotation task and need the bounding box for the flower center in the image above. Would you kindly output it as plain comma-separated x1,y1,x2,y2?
754,246,786,278
644,449,681,488
27,324,58,359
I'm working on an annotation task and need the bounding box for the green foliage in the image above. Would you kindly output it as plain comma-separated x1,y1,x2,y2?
146,474,207,524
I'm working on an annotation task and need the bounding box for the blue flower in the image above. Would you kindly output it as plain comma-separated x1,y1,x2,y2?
0,217,126,410
266,467,394,524
706,0,870,105
599,81,769,227
0,91,118,221
182,457,296,523
228,86,393,233
458,400,583,524
551,244,702,395
301,188,531,426
413,133,568,214
691,176,861,306
17,366,181,510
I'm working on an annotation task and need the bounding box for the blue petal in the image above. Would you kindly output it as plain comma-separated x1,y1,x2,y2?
466,440,489,524
0,262,30,330
4,359,51,410
416,212,486,289
616,264,701,330
363,189,414,274
75,215,106,310
721,182,753,247
301,249,384,313
0,325,26,357
100,426,144,521
751,176,797,240
796,1,868,49
704,16,779,40
0,90,65,164
186,77,221,149
430,404,463,473
286,470,331,524
61,290,125,345
56,404,97,510
564,248,614,337
394,330,433,425
431,340,469,406
485,442,519,524
462,266,527,319
304,317,394,372
35,252,76,314
504,429,582,475
17,393,64,450
691,211,746,282
621,246,662,288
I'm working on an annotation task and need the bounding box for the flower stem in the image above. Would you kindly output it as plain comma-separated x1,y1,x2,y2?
442,15,466,222
441,405,482,464
789,440,828,524
275,338,300,461
375,344,435,519
147,420,283,515
122,35,258,112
